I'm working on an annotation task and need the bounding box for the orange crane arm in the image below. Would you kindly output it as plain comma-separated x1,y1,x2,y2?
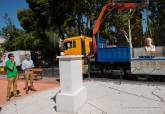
92,4,109,55
92,2,139,54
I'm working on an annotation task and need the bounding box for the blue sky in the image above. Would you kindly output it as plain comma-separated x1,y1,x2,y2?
0,0,28,29
141,9,150,33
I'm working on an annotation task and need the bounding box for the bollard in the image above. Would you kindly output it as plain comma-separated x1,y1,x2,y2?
56,55,87,114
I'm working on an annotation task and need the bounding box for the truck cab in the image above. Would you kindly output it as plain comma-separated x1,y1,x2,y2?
63,35,92,74
64,35,92,57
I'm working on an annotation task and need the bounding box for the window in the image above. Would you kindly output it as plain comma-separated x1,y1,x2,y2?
64,41,72,49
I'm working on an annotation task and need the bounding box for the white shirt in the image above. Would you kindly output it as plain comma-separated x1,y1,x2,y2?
22,59,34,70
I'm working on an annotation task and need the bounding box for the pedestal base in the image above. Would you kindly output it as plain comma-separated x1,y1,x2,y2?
56,87,87,114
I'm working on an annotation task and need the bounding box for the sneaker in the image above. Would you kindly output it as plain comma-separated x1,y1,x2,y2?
14,94,21,97
6,97,10,101
30,87,37,91
26,90,29,94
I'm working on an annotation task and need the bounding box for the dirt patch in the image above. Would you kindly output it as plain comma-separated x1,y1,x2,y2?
0,77,59,106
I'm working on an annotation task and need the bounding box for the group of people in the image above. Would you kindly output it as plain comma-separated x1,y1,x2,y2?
5,53,37,101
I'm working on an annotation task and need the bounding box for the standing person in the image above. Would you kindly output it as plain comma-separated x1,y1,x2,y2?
22,54,36,94
5,53,20,101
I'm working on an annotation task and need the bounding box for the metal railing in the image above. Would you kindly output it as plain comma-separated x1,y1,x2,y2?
42,67,59,78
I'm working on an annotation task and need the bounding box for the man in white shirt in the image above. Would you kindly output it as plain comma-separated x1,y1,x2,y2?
22,54,36,94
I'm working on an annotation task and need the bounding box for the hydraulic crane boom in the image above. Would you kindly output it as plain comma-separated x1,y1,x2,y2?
92,0,141,54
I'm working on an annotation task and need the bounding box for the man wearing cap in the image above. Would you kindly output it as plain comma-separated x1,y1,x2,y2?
22,54,36,94
5,53,20,101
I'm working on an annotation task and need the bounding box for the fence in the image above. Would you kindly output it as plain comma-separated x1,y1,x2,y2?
42,67,59,78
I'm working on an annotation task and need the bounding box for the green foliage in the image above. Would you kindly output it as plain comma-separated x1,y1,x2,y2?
148,0,165,45
1,14,43,52
14,0,165,59
17,9,36,31
1,14,18,40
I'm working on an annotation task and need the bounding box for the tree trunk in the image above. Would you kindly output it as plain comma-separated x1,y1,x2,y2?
58,25,64,39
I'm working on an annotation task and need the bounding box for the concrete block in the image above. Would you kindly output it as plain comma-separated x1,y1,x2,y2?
57,86,87,114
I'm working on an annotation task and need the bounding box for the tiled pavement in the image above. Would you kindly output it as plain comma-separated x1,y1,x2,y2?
1,79,165,114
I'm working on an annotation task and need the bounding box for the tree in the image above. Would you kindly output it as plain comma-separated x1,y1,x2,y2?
17,0,164,54
17,9,37,31
17,0,99,58
1,13,17,40
1,14,24,51
148,0,165,46
17,0,60,59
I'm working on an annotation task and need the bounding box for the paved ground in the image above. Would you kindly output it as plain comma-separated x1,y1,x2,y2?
80,79,165,114
1,79,165,114
0,77,59,106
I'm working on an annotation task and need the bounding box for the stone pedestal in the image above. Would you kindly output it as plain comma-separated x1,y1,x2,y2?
56,55,87,114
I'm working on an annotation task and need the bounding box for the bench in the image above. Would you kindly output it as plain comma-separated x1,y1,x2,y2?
32,68,43,80
18,71,25,79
